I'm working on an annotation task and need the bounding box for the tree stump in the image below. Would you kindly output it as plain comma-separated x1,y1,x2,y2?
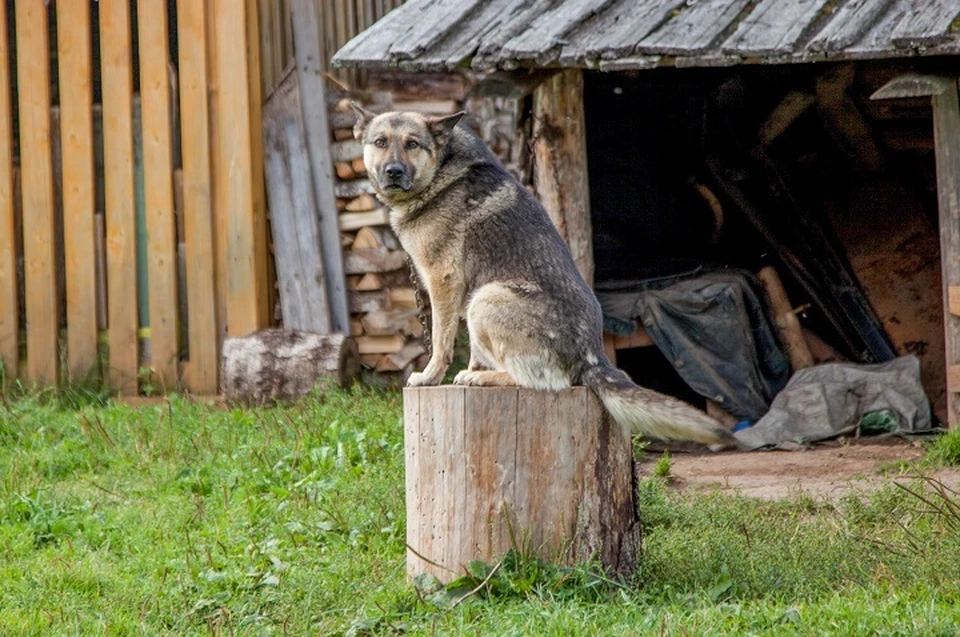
403,386,641,582
221,329,359,404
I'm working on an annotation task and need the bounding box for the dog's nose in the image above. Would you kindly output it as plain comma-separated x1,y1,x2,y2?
384,163,405,180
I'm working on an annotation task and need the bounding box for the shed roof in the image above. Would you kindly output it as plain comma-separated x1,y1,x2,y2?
332,0,960,72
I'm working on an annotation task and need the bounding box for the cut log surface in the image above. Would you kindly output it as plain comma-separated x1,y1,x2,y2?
404,386,641,582
221,329,359,404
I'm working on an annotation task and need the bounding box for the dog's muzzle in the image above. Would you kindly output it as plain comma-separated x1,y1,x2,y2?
381,162,412,191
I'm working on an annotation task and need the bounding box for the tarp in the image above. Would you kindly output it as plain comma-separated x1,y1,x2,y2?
735,356,933,450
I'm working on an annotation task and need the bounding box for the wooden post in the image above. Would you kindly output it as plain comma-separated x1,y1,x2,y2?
138,0,180,388
404,386,640,583
177,0,220,394
757,265,814,371
292,0,351,333
56,1,99,383
100,0,140,395
16,1,58,385
873,76,960,428
0,1,17,380
532,69,594,288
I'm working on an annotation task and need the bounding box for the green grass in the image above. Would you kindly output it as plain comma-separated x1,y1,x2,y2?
2,388,960,635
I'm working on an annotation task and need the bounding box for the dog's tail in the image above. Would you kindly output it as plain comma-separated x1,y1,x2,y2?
581,363,737,447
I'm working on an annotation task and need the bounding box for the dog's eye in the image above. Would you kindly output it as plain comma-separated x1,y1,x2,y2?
405,140,419,150
373,138,387,149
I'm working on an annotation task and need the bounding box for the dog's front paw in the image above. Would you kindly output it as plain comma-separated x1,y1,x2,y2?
407,371,441,387
453,370,471,385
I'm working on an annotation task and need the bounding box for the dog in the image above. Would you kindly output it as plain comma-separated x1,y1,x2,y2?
352,104,736,446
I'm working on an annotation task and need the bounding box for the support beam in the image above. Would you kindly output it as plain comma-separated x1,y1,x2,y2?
532,69,594,287
874,75,960,427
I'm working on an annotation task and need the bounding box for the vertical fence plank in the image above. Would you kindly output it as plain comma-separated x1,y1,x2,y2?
56,1,99,383
100,0,140,394
0,2,16,380
137,0,179,388
177,0,219,394
204,1,227,344
16,1,58,385
213,0,266,337
246,0,270,327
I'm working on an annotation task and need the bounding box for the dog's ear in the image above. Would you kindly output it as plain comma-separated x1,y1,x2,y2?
426,111,465,147
351,102,377,141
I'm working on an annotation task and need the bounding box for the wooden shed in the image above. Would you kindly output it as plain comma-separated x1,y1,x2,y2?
334,0,960,427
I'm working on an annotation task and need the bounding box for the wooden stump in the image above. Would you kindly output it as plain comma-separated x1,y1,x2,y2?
404,386,641,582
221,329,359,404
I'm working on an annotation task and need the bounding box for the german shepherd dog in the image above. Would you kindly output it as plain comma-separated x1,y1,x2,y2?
352,105,736,446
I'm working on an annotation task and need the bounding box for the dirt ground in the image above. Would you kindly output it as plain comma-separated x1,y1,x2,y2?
639,436,960,500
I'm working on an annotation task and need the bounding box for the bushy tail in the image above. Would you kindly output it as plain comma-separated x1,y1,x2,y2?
582,363,737,447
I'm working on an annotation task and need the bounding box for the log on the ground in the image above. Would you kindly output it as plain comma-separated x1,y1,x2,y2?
404,386,641,582
221,329,359,404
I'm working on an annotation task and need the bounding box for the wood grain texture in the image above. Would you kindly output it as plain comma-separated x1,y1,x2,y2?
262,68,332,334
560,0,684,64
16,1,58,385
292,0,350,333
213,0,264,337
177,0,220,394
723,0,832,56
404,386,640,583
639,0,753,55
890,0,959,48
532,70,594,287
931,80,960,427
100,0,140,394
0,1,16,379
806,0,895,53
246,0,270,328
502,0,616,64
138,0,180,388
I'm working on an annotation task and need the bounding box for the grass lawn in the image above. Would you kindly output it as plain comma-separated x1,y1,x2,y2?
1,386,960,636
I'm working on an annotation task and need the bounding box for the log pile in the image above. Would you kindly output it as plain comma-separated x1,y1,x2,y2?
329,93,462,383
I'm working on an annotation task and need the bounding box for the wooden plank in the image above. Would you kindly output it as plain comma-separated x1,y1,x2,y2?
57,1,99,382
343,248,407,275
214,0,265,337
292,0,350,333
339,209,391,231
559,0,685,65
532,70,594,287
262,68,332,334
356,333,406,354
502,0,616,64
335,179,376,199
246,0,270,328
949,365,960,393
100,0,140,394
723,0,832,56
759,91,816,146
138,0,180,387
931,80,960,427
638,0,753,56
806,0,895,53
177,0,220,394
0,1,16,380
16,1,58,385
949,286,960,318
387,0,485,61
890,0,960,48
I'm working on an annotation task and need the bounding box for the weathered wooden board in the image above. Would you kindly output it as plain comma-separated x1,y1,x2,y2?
343,248,407,275
56,1,99,382
339,209,390,231
292,0,350,333
412,0,529,71
639,0,753,56
386,0,484,60
890,0,959,48
138,0,180,388
532,70,593,287
177,0,220,394
560,0,684,64
0,2,17,380
100,0,140,394
246,0,270,329
806,0,895,53
263,67,332,335
502,0,616,64
16,1,58,385
404,386,640,582
723,0,832,57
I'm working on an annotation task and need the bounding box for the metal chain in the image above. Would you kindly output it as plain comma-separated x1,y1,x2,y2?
405,253,432,357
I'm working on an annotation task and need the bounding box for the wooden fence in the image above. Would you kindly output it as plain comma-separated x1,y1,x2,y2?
0,0,268,395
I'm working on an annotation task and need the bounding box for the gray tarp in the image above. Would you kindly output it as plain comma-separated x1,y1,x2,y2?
597,269,790,421
735,355,933,450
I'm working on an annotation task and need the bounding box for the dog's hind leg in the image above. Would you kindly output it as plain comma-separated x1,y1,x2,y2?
457,282,575,392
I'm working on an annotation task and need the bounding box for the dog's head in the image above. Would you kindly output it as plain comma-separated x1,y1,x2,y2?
352,104,465,203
